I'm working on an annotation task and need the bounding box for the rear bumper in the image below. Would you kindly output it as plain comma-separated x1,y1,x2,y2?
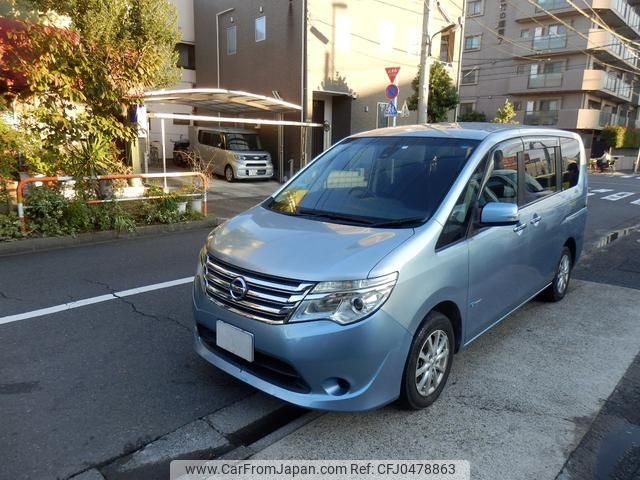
192,278,412,412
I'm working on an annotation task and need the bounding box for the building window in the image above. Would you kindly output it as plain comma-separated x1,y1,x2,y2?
439,33,452,62
513,101,522,111
464,35,481,51
516,64,526,74
255,16,266,42
520,29,530,38
528,61,563,88
227,26,236,55
532,24,567,50
461,68,479,85
176,43,195,70
459,102,475,115
467,0,483,16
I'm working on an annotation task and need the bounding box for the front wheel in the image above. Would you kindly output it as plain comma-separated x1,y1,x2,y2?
224,165,235,183
398,311,454,410
542,246,572,302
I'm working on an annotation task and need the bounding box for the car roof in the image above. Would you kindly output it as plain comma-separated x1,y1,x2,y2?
348,123,580,141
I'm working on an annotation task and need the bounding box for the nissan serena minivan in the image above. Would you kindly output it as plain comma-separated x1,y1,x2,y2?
192,124,587,412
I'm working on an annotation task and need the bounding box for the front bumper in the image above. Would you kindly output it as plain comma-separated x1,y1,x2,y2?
235,166,274,179
192,277,412,412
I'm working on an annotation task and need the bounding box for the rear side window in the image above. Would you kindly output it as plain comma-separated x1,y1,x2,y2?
560,137,580,189
522,137,558,204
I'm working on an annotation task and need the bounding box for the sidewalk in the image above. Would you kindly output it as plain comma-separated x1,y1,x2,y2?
249,280,640,480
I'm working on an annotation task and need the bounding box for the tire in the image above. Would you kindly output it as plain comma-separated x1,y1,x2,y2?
398,311,455,410
542,246,572,302
224,165,235,182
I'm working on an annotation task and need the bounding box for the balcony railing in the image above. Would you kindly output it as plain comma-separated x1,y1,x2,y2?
599,111,635,127
532,34,567,50
528,72,563,88
613,0,640,32
535,0,569,10
524,110,559,125
603,72,633,99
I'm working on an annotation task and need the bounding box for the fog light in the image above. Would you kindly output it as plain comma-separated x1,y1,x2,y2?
321,377,350,396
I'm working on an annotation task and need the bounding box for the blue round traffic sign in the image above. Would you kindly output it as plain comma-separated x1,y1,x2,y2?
385,84,399,99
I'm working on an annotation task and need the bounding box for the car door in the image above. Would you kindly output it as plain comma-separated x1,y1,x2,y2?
519,136,565,290
466,137,533,343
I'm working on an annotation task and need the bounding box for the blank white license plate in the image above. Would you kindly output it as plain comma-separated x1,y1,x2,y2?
248,170,257,176
216,320,254,362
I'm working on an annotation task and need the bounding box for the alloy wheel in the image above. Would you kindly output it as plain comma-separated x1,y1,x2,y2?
415,329,450,397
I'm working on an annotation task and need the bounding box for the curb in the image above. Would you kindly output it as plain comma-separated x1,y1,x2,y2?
69,393,307,480
0,217,221,257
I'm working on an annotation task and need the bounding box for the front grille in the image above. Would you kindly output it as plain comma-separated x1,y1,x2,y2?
204,255,314,323
197,324,311,393
245,163,267,167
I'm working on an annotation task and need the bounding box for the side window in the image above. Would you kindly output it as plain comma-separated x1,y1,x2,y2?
436,157,488,249
198,131,209,146
484,138,522,204
560,137,580,189
211,133,223,148
522,137,558,204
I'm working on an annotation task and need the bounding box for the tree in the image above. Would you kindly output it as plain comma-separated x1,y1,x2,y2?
600,125,625,152
492,99,518,124
2,0,181,177
408,62,459,122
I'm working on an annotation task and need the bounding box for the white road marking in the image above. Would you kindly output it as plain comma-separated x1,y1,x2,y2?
632,199,640,205
590,189,614,193
601,192,635,201
621,175,634,178
587,193,595,196
0,277,195,326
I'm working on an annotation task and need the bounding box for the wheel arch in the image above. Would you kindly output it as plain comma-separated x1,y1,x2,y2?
431,301,463,353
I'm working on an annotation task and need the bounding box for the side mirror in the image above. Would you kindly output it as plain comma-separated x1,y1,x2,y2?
480,202,519,226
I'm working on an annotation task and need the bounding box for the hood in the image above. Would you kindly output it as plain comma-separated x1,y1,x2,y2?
206,206,414,281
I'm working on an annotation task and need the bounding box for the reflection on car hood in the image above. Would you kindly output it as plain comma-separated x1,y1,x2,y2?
206,206,415,281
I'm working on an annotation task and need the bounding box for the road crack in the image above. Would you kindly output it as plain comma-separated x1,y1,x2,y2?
83,278,191,332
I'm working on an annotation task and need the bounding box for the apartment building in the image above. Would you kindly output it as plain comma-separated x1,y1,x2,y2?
147,0,197,158
459,0,640,153
193,0,464,175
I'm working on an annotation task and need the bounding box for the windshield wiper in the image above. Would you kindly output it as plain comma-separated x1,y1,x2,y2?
297,208,376,226
369,217,426,228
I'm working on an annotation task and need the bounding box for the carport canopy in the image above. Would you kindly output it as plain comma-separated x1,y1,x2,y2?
143,88,322,181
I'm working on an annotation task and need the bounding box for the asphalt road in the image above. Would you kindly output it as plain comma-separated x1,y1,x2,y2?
0,173,639,479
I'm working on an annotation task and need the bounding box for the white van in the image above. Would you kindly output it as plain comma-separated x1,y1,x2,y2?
188,126,274,182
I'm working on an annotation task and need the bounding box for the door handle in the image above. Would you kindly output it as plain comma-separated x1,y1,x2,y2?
530,214,542,226
513,222,527,233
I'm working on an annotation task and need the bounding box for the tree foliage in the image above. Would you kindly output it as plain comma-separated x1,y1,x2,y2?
2,0,181,177
492,99,518,124
407,62,459,122
600,125,625,151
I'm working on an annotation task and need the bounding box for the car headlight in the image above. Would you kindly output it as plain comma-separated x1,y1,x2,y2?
290,272,398,325
234,154,247,161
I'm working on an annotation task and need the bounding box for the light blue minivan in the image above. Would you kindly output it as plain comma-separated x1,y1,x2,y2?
192,124,587,412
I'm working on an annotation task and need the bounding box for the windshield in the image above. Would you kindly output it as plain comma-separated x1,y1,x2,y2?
225,133,262,151
265,136,479,227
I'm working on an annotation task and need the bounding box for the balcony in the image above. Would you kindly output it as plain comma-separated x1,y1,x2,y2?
523,110,560,125
536,0,570,9
508,69,632,101
527,72,563,88
591,0,640,38
587,29,640,69
516,108,632,129
532,34,568,51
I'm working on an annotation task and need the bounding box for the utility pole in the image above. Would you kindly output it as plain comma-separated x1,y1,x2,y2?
417,0,433,124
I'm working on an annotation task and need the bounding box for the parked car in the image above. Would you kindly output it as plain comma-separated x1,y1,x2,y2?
191,124,587,412
188,126,274,181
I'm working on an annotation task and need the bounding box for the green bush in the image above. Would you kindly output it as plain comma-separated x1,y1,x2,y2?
0,213,23,241
601,125,625,150
622,129,640,149
458,111,486,122
25,186,70,237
